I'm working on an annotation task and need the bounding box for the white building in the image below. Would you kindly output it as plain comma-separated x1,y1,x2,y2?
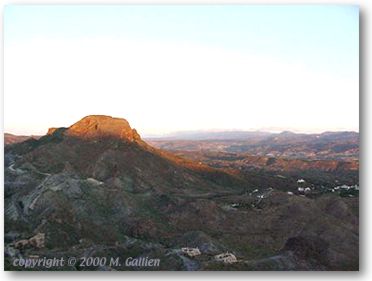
214,252,238,264
181,247,201,257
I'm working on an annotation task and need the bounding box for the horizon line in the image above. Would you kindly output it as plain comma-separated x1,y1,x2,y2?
4,128,360,138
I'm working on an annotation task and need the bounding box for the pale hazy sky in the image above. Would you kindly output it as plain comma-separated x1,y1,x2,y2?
4,5,359,136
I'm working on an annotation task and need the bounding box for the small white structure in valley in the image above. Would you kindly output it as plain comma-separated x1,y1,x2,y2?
181,247,201,257
87,178,103,186
214,252,238,264
298,187,312,193
297,179,305,183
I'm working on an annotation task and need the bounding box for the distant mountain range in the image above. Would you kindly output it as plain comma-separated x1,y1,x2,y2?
145,130,359,141
148,131,359,161
145,130,272,140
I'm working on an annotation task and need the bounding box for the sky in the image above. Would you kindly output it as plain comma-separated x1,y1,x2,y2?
4,5,359,136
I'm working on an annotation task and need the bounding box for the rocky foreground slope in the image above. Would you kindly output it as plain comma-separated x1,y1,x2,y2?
4,115,358,270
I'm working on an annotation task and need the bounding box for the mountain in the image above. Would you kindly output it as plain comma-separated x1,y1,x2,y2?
4,115,358,271
5,115,245,193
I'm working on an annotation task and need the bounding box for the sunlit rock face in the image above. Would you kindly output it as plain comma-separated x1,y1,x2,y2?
64,115,141,142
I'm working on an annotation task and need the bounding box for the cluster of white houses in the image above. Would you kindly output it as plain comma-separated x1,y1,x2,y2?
297,179,359,193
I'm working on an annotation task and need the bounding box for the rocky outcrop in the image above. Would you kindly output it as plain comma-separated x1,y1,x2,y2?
47,128,59,135
14,233,45,249
65,115,141,142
